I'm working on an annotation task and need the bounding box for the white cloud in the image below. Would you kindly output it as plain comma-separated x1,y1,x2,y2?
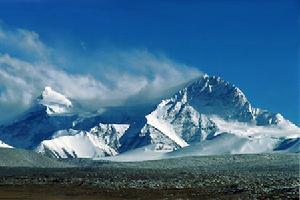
0,26,49,61
0,26,202,122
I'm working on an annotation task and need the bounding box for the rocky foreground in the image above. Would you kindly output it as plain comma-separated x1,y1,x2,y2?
0,153,299,200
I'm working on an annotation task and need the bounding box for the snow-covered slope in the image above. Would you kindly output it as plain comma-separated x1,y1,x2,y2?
168,133,299,158
36,124,130,158
102,144,167,162
0,140,12,148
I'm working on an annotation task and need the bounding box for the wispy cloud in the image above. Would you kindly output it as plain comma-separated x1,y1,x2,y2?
0,26,50,61
0,25,202,122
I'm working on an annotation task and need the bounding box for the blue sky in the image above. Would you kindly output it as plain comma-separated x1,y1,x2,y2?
0,0,299,124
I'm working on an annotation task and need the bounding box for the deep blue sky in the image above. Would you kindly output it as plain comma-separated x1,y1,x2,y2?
0,0,299,124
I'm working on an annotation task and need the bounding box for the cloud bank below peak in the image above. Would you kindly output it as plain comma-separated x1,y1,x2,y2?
0,25,202,122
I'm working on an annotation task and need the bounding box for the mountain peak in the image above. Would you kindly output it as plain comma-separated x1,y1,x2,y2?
44,86,53,92
38,86,72,114
173,75,253,121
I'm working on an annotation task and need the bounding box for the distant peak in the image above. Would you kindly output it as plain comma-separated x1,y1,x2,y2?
41,86,64,97
38,86,72,114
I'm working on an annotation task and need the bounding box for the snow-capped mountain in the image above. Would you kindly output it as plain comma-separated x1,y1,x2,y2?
38,86,73,115
0,87,78,149
166,74,287,125
0,74,299,160
116,75,300,160
0,86,150,151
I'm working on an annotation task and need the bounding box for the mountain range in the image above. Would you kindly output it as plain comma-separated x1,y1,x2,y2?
0,74,299,161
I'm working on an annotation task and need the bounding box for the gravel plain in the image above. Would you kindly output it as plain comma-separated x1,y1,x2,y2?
0,153,299,199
